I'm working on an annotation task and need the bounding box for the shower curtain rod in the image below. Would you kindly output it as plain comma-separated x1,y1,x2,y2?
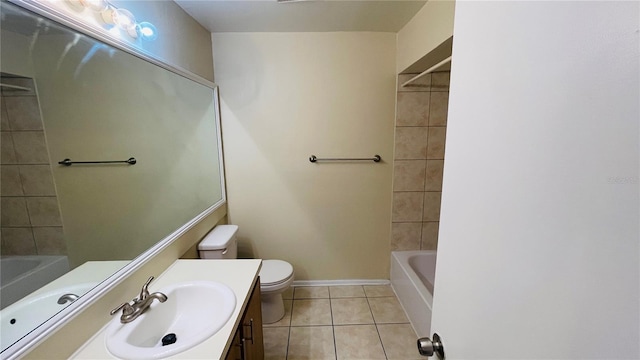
401,56,452,88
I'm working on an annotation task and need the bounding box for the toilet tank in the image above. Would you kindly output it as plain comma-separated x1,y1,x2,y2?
198,225,238,259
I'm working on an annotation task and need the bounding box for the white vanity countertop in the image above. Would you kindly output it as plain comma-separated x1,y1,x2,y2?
71,259,262,359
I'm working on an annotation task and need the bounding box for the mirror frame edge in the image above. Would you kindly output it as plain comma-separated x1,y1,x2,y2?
6,0,216,87
1,1,226,359
4,203,227,360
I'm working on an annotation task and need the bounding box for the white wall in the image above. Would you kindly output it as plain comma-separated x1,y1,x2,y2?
213,32,396,280
396,0,455,73
432,1,639,358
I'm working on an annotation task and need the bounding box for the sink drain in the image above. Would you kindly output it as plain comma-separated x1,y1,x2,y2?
162,333,177,346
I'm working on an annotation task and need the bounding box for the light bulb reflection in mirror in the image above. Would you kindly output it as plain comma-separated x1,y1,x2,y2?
113,8,136,30
137,22,157,41
79,0,107,12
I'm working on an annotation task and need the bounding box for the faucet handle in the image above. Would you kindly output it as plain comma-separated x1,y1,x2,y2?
110,302,134,316
139,276,155,300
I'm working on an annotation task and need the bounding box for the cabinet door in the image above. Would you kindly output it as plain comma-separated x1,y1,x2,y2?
224,329,242,360
241,278,264,360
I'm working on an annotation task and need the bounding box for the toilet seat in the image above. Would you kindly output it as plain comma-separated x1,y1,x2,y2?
260,260,293,292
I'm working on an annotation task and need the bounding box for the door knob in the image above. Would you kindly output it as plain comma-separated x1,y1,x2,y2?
417,333,445,359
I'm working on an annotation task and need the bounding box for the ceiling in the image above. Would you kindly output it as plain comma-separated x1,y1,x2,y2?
173,0,427,33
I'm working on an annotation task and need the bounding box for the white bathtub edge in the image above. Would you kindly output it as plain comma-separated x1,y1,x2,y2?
0,256,70,309
390,250,435,337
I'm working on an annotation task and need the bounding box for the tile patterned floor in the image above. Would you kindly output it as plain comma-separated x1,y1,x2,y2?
262,285,422,360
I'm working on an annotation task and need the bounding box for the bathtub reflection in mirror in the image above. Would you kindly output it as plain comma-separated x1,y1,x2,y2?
0,1,223,352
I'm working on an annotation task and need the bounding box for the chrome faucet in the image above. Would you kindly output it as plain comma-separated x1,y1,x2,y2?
110,276,168,324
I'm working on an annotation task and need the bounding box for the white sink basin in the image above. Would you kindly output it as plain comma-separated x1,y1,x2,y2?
105,281,236,360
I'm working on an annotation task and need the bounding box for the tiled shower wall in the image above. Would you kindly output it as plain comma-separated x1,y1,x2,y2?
391,71,450,251
0,76,66,255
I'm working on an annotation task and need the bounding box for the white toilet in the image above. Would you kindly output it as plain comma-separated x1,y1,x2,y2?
197,225,294,324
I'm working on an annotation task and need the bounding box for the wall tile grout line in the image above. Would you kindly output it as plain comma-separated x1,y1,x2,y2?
420,154,430,250
0,195,59,197
391,72,449,253
30,226,39,254
1,90,67,256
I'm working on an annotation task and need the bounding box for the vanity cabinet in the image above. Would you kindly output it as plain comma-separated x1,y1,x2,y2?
225,277,264,360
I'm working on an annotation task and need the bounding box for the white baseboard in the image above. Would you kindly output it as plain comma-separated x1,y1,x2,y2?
292,279,390,287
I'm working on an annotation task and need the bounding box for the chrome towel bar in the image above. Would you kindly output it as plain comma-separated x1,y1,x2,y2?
309,155,381,163
58,157,137,166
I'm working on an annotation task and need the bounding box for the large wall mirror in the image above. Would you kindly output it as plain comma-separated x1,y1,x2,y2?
0,0,224,354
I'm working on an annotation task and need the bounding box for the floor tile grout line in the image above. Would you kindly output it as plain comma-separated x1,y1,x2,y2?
375,323,390,360
283,285,400,360
286,299,292,327
287,325,335,328
328,293,338,360
285,299,296,360
285,325,291,360
364,293,390,360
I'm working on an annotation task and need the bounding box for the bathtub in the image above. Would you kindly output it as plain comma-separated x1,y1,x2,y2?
390,250,436,337
0,256,70,309
0,282,96,349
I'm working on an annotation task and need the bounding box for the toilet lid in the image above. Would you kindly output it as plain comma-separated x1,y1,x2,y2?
198,225,238,250
260,260,293,286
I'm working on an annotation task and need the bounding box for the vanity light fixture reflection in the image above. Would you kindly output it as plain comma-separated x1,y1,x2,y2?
64,0,157,41
113,8,138,38
100,6,137,38
79,0,107,12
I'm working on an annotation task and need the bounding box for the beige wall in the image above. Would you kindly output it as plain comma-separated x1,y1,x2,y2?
213,32,396,280
396,0,455,73
0,31,34,78
110,0,214,81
